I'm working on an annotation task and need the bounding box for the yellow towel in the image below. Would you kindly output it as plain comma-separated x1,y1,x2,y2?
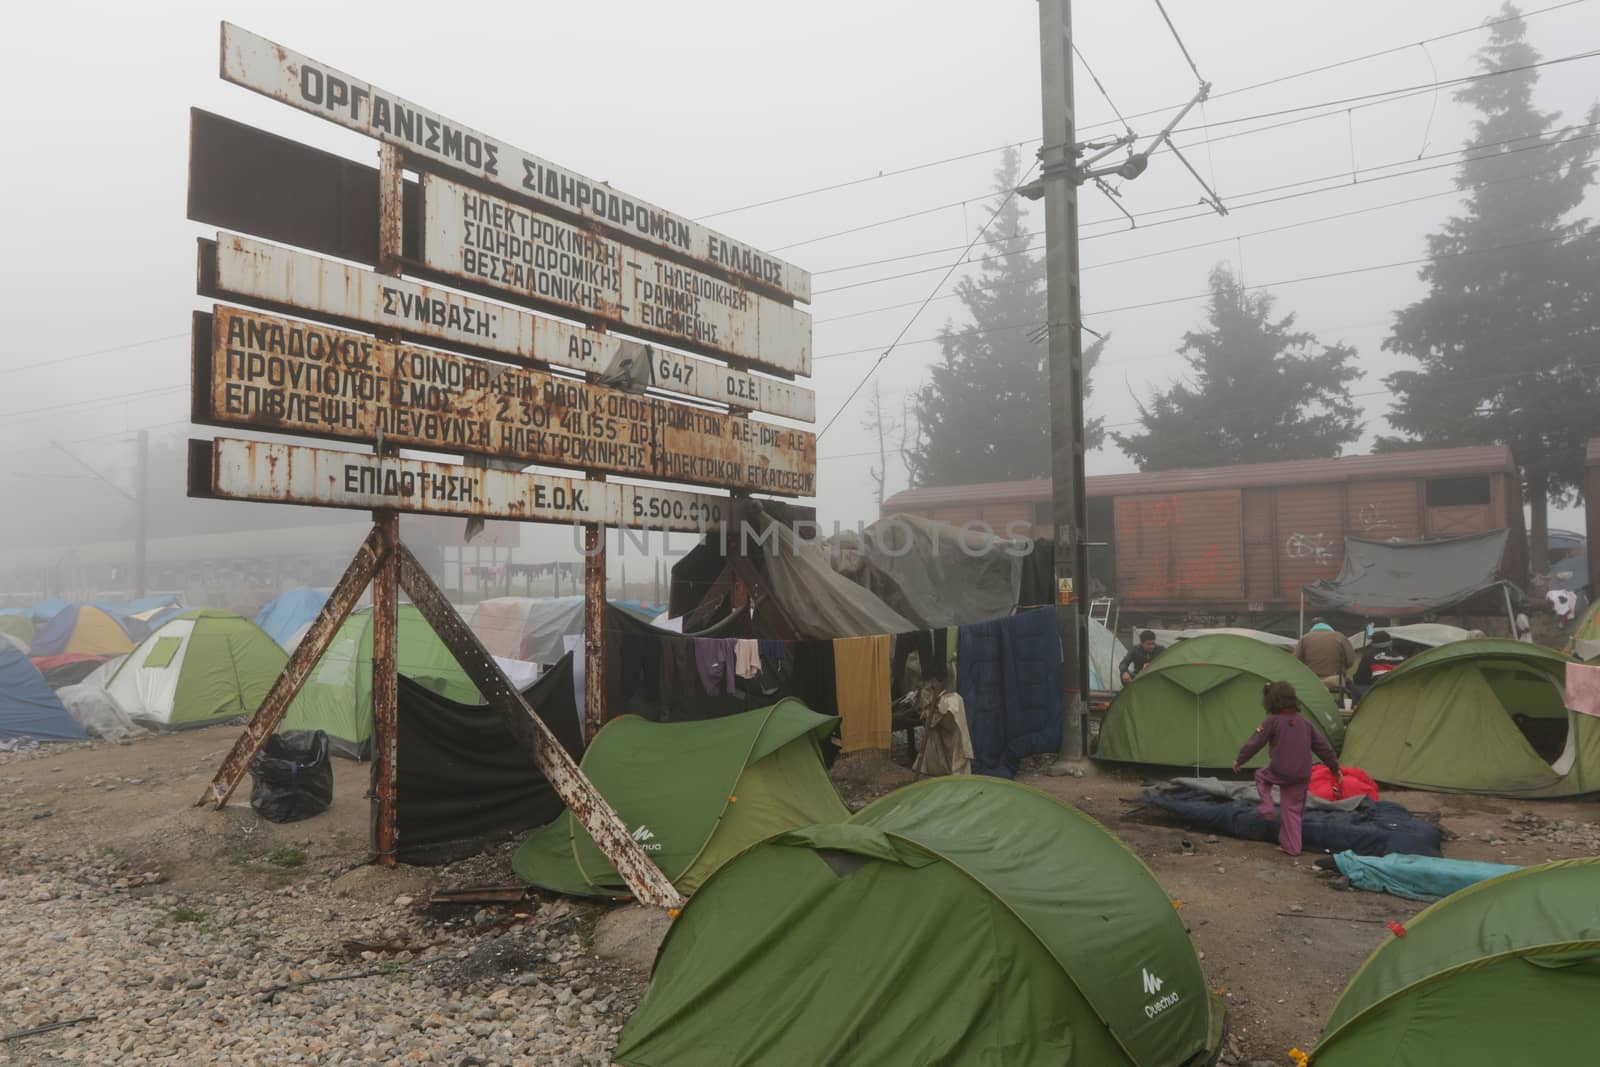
833,634,891,752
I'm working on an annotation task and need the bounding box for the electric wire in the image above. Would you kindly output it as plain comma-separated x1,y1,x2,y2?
815,160,1041,438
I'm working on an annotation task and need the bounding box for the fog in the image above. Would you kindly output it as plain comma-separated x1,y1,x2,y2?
2,0,1597,602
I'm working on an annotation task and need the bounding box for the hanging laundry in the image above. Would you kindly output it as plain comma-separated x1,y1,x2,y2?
833,634,891,752
957,608,1061,778
757,639,790,663
733,639,761,680
694,638,737,696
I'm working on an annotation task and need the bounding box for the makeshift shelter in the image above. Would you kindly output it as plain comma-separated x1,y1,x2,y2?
29,605,134,659
513,700,846,897
280,605,481,758
830,513,1024,629
1302,530,1516,619
1309,859,1600,1066
470,596,585,663
1340,639,1600,796
1094,634,1344,769
0,644,87,743
254,586,328,650
615,777,1222,1067
106,610,287,730
395,656,583,865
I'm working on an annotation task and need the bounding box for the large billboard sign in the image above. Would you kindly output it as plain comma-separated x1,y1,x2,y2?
195,306,816,497
218,22,811,303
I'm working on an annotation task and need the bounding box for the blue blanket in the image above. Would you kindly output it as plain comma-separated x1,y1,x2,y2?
1332,851,1517,901
957,608,1061,778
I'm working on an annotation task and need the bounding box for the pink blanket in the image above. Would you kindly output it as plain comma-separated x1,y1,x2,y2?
1565,662,1600,718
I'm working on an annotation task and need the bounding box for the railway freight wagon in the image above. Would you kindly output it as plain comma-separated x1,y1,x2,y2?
882,446,1527,618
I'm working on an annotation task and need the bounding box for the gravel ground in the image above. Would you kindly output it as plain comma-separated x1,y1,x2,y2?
0,734,641,1066
3,730,1597,1065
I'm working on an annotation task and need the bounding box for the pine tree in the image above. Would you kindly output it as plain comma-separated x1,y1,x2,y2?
906,146,1105,487
1381,3,1600,572
1113,264,1361,471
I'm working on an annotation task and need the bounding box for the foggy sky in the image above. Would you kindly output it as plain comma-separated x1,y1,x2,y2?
2,0,1598,565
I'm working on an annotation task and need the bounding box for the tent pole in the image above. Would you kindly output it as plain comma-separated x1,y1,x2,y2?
1298,591,1304,636
1503,584,1518,640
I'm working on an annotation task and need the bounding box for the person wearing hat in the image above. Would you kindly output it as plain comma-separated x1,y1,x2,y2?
1292,618,1355,695
1232,680,1341,857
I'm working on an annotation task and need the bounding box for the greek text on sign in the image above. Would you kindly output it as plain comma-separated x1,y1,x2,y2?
198,306,816,497
219,22,810,303
421,177,810,376
203,233,814,422
202,437,734,530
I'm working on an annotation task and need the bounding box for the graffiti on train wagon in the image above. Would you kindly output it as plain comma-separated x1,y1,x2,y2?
1284,531,1335,566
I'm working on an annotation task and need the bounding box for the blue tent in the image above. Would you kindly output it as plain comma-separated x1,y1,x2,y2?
255,586,329,649
27,598,69,623
0,644,86,742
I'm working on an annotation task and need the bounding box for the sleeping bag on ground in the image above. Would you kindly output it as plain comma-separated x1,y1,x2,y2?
1139,783,1441,857
1310,765,1380,803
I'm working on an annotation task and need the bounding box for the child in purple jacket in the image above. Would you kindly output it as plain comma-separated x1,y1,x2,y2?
1232,680,1341,856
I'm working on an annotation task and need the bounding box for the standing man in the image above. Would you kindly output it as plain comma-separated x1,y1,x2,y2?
1119,630,1164,685
1293,619,1355,694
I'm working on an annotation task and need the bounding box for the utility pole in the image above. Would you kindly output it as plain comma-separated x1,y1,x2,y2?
1035,0,1092,761
134,429,149,598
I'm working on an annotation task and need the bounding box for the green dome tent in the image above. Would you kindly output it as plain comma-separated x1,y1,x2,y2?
615,777,1222,1066
0,613,34,648
281,605,480,758
1093,634,1344,770
514,700,845,898
1340,639,1599,797
105,610,287,730
1310,859,1600,1066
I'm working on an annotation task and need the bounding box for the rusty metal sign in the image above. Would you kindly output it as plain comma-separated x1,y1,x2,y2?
219,22,810,305
203,233,815,422
195,305,816,497
198,436,735,531
420,176,810,376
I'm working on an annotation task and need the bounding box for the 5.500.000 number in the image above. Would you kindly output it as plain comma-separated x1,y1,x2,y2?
633,496,726,524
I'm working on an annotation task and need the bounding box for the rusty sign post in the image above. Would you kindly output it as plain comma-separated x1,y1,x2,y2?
189,22,811,903
368,143,405,866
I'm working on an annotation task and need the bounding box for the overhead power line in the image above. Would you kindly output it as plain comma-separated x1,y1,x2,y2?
816,160,1041,438
7,332,188,376
1152,0,1206,84
812,224,1597,362
692,1,1589,226
809,122,1600,306
771,46,1600,255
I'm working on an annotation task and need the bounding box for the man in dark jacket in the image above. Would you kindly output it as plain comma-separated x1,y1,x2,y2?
1293,620,1355,693
1119,631,1163,685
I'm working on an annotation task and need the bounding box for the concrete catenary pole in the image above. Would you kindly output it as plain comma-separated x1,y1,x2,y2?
1037,0,1092,761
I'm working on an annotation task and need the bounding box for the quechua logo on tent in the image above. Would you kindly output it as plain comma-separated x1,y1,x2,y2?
1142,967,1180,1018
630,824,662,852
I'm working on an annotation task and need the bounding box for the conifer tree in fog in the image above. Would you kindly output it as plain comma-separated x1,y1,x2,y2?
906,147,1104,487
1113,264,1361,471
1380,4,1600,572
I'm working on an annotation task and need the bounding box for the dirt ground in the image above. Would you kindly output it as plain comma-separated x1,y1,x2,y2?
3,729,1598,1063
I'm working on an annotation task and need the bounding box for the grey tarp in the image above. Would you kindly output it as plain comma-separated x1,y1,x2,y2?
1302,530,1514,618
758,515,916,638
831,514,1023,629
1350,623,1472,651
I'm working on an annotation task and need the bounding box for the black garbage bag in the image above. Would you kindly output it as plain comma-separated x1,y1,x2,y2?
249,730,334,823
